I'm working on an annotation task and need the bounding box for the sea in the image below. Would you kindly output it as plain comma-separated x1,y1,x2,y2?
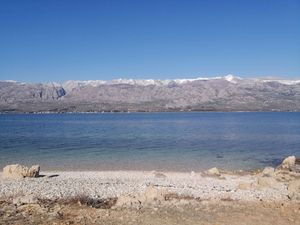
0,112,299,171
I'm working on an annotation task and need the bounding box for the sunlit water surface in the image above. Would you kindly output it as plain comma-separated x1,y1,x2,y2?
0,112,299,171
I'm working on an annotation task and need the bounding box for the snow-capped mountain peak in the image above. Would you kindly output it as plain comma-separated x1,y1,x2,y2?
223,74,242,83
63,75,245,88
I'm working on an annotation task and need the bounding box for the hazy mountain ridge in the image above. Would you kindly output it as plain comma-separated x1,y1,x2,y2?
1,75,300,112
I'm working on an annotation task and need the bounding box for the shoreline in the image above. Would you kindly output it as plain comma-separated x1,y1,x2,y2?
10,168,259,174
0,161,284,174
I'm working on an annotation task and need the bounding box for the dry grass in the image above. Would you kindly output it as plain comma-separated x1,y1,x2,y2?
39,195,117,209
164,192,202,201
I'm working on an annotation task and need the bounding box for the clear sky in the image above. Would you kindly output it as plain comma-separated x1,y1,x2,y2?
0,0,299,82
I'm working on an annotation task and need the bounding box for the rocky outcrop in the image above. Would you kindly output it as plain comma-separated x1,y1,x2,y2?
273,156,300,183
2,164,40,179
280,156,296,171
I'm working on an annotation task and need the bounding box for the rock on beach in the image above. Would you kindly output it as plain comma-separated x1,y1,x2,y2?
205,167,220,176
280,156,296,171
3,164,40,179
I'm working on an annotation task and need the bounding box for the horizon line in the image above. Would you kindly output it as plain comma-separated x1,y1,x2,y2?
2,74,300,84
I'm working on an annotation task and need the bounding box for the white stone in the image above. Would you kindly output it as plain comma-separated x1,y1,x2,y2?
2,164,41,179
27,165,40,177
3,164,28,179
281,156,296,170
205,167,220,176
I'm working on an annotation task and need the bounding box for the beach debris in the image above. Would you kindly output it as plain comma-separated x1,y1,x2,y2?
279,156,296,171
3,164,40,179
288,179,300,200
261,167,275,177
205,167,220,176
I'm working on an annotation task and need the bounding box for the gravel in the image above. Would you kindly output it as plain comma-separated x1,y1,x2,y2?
0,171,289,201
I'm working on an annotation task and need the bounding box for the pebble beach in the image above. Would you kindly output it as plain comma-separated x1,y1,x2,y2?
0,170,291,201
0,156,299,225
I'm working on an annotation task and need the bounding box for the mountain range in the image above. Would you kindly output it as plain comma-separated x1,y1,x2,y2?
1,75,300,112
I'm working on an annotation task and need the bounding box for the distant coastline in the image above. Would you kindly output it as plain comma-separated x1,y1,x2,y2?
1,109,300,114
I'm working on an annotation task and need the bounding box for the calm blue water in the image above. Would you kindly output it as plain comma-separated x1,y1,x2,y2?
0,112,299,171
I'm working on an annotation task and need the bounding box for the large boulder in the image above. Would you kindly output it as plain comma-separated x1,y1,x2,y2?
275,156,300,181
2,164,40,179
288,179,300,200
27,165,40,177
280,156,296,171
3,164,29,179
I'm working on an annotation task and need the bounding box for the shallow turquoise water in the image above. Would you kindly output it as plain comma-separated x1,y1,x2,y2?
0,112,299,171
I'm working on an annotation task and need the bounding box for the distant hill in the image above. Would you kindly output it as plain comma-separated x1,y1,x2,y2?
1,75,300,112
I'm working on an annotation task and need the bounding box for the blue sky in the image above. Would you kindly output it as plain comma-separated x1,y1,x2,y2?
0,0,299,82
